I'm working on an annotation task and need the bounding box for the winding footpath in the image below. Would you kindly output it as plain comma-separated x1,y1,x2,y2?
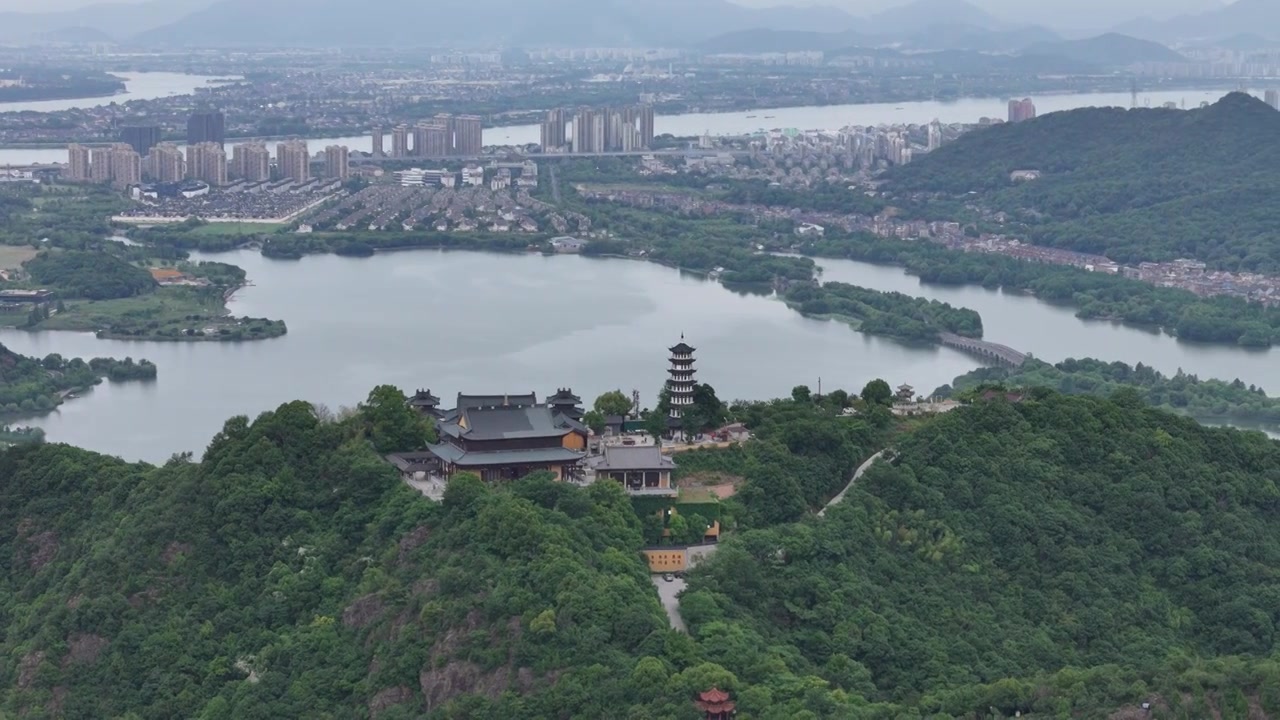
820,449,891,517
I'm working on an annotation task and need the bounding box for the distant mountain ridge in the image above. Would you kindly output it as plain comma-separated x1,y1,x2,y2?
699,28,1176,72
1117,0,1280,42
133,0,857,47
1022,33,1187,65
0,0,213,44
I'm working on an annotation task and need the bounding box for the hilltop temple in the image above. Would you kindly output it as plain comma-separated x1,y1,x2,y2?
392,391,588,483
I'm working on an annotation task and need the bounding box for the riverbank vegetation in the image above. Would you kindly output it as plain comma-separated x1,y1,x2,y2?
885,92,1280,271
4,387,1280,717
0,342,154,417
939,356,1280,425
804,232,1280,347
783,280,984,342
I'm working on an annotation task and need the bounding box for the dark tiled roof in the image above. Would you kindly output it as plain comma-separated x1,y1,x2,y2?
447,405,578,441
589,445,676,471
456,393,538,410
546,388,582,404
669,342,695,353
426,443,584,467
385,451,439,471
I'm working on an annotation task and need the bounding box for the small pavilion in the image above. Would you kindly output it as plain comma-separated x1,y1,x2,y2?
694,688,736,719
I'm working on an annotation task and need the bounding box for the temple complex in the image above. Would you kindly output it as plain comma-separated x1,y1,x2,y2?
391,391,588,483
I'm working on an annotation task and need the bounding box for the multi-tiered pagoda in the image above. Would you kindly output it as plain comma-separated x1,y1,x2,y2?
666,337,696,435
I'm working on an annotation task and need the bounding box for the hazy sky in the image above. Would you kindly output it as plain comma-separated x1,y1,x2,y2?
0,0,1232,27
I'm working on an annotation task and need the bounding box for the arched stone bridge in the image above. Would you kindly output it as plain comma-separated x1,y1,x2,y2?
938,333,1028,367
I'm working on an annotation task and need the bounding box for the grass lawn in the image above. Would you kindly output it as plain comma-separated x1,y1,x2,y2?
36,287,226,332
0,245,37,271
188,222,284,236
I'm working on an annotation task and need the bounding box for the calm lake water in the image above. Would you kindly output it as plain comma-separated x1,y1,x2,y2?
0,87,1246,166
4,249,1279,462
0,250,982,462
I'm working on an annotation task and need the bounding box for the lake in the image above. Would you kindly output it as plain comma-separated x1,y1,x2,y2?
5,249,1280,463
0,86,1246,167
0,250,981,462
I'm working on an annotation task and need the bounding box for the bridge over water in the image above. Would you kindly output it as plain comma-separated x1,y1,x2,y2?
939,332,1028,367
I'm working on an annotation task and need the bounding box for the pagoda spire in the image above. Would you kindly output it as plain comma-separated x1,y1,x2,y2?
666,336,697,436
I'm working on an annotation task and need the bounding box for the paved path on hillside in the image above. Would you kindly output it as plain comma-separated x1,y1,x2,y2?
819,449,890,517
652,576,688,632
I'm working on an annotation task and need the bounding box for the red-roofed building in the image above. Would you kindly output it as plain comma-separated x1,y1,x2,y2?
695,688,736,719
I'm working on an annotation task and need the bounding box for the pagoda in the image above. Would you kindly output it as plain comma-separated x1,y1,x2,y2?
694,688,736,719
546,388,585,421
408,389,442,418
666,336,696,435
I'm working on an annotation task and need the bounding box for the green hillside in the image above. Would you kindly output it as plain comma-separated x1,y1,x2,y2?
885,92,1280,270
3,389,1280,717
684,392,1280,717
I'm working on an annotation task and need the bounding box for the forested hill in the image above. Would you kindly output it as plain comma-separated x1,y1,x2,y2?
686,391,1280,717
5,389,1280,717
0,398,703,719
884,92,1280,270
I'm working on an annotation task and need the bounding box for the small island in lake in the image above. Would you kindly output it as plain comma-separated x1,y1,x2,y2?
0,341,155,417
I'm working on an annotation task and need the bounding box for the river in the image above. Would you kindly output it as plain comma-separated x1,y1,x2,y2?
4,249,1280,463
0,71,235,115
0,86,1248,167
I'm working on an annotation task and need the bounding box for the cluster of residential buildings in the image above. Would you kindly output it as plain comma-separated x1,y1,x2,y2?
65,137,351,188
539,104,656,153
376,114,484,159
65,143,141,187
391,160,539,190
307,179,586,235
116,177,342,223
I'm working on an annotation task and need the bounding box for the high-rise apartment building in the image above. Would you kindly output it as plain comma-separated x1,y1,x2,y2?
147,143,185,182
572,108,597,153
1267,90,1280,110
66,144,91,181
90,147,113,183
187,142,227,186
412,122,447,157
541,109,568,152
276,140,309,182
324,145,349,179
637,104,655,149
391,125,410,158
371,126,384,157
926,120,943,152
109,145,142,188
1008,98,1036,123
120,124,162,157
231,142,271,181
187,111,226,147
453,115,483,155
